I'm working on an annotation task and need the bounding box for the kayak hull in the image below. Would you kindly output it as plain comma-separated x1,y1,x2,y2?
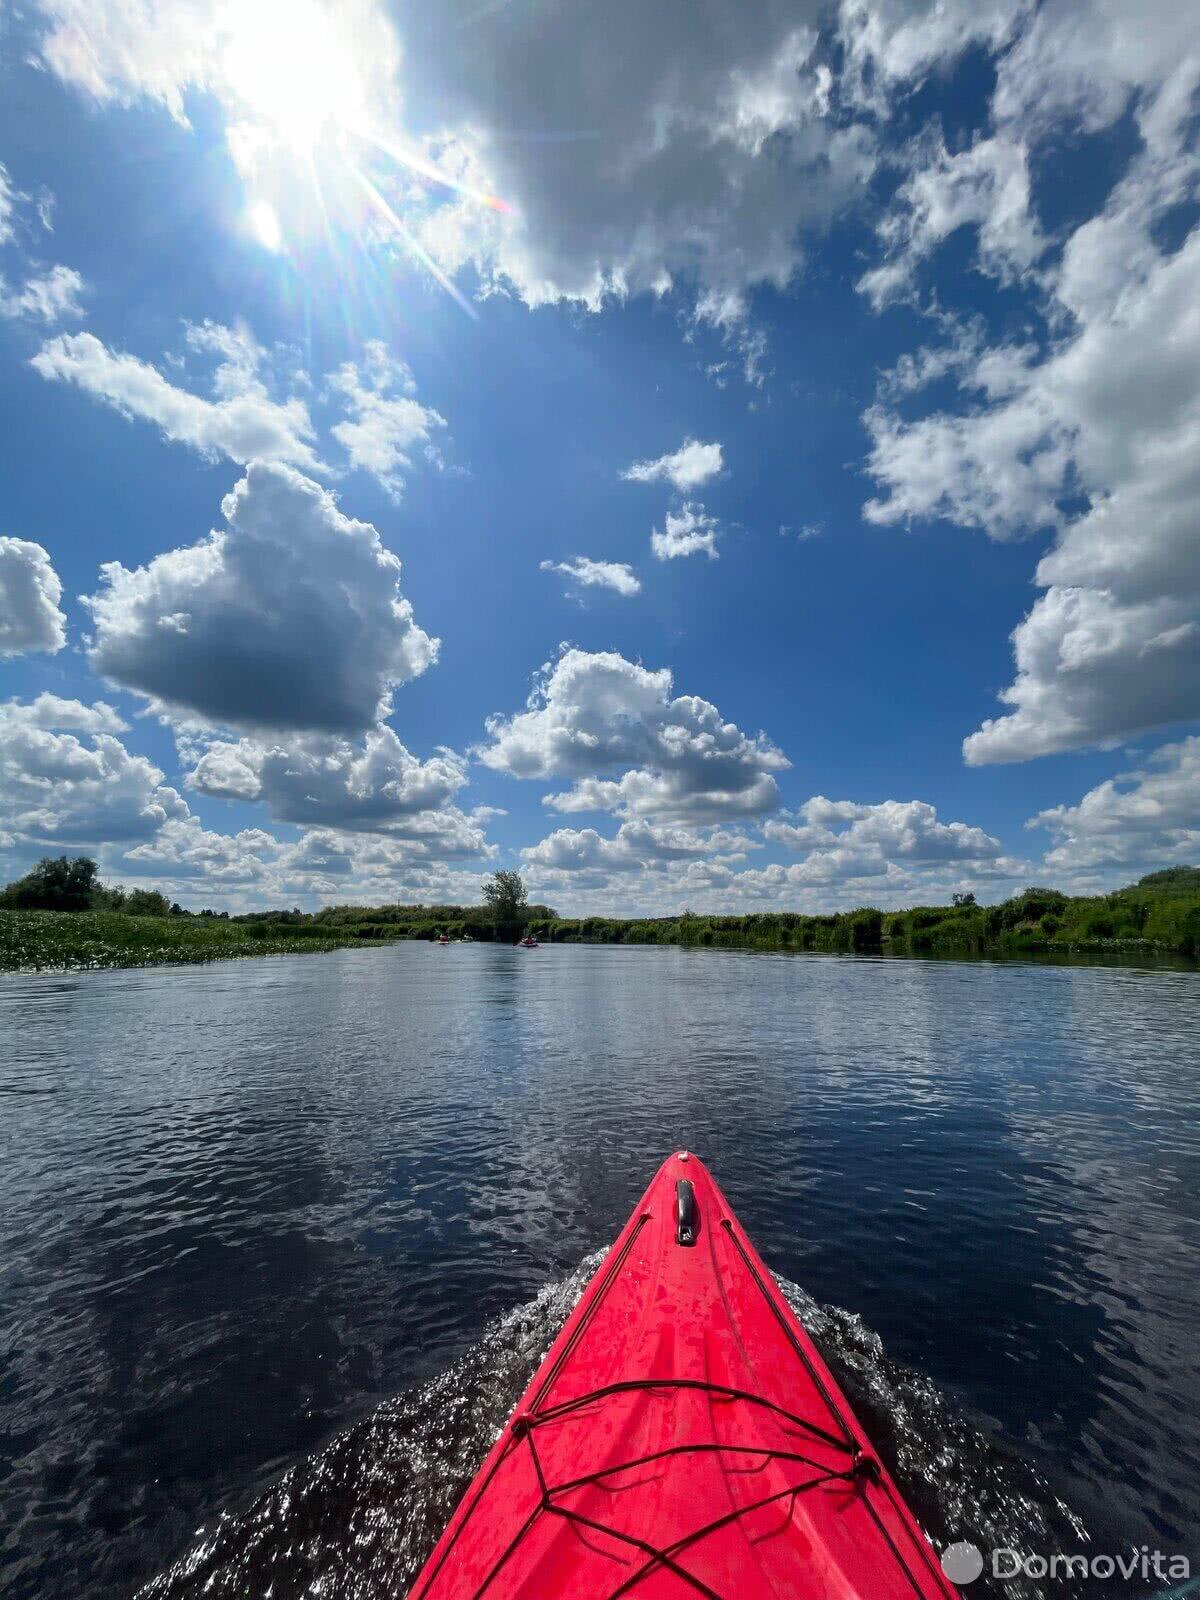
409,1152,955,1599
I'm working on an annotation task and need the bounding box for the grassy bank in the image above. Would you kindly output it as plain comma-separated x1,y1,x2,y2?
0,908,363,972
3,869,1199,973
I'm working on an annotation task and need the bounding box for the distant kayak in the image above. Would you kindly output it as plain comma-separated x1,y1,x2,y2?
409,1151,955,1598
516,937,539,948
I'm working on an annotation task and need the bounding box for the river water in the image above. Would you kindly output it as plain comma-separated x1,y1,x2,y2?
1,943,1197,1598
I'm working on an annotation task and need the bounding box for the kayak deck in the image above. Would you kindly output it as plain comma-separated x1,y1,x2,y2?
409,1152,954,1599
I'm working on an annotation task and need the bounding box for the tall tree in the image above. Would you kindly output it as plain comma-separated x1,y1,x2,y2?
482,870,529,935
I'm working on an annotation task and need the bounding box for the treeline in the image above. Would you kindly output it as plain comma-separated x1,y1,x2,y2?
4,857,1200,963
235,901,558,942
0,857,559,949
525,907,886,953
884,878,1200,958
525,873,1200,958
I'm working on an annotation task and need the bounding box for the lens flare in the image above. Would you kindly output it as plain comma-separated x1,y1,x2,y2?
218,0,503,311
248,199,284,252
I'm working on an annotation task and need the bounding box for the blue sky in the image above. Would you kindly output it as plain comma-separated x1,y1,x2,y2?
1,0,1198,913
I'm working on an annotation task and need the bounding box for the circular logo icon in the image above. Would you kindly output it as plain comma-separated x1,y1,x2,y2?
941,1542,985,1585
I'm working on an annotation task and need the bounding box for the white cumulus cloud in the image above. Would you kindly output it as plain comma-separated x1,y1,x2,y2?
859,0,1200,763
522,819,753,877
0,696,188,849
990,0,1200,153
408,10,875,324
1031,738,1200,879
540,557,641,598
31,321,448,495
31,325,322,469
0,537,67,656
188,725,471,835
9,692,127,733
107,816,279,887
765,797,1007,881
520,795,1031,916
838,0,1029,110
83,461,438,735
93,807,495,909
478,648,788,823
622,439,724,492
651,503,720,562
328,340,446,500
90,824,495,912
858,130,1044,308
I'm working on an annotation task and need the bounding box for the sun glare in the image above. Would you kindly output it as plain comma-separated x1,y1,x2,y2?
221,0,504,306
222,0,364,152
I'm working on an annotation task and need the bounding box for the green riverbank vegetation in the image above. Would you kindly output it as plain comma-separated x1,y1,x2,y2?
2,860,1199,973
524,872,1200,961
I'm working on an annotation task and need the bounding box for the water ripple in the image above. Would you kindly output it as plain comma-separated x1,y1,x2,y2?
1,944,1197,1597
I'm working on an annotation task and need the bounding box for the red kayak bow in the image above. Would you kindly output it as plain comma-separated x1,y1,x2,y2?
409,1152,955,1599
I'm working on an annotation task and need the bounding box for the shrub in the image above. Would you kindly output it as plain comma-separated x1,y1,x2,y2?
124,889,171,918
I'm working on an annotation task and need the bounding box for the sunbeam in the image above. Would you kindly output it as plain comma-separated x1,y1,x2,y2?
351,166,480,320
355,128,508,214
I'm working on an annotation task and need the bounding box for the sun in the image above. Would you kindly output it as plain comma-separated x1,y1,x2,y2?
221,0,366,153
218,0,505,304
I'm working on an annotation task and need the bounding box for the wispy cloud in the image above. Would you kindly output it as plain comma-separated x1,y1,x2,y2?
540,557,641,597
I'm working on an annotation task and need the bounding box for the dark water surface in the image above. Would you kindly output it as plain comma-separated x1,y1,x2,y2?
1,943,1198,1598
